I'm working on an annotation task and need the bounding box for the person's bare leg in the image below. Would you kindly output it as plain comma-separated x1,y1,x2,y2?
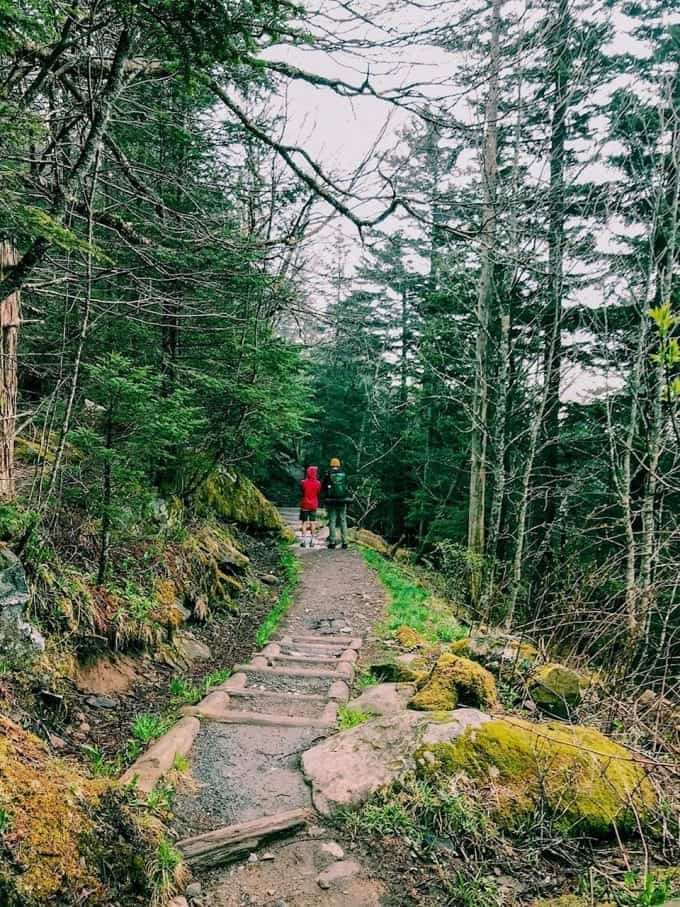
310,520,317,547
300,520,306,546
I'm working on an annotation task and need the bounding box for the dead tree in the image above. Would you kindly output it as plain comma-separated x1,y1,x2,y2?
0,241,20,502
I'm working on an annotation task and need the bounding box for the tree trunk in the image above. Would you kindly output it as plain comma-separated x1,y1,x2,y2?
636,69,680,636
0,242,20,502
468,0,501,606
538,0,570,562
97,408,114,585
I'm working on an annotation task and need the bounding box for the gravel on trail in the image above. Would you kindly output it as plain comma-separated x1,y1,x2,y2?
172,722,321,837
172,514,391,907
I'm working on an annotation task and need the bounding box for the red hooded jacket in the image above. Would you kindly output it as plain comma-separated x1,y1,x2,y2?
300,466,321,511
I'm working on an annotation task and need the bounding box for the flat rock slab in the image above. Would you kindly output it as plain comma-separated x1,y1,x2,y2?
317,859,361,889
172,723,319,838
349,682,415,716
302,708,490,815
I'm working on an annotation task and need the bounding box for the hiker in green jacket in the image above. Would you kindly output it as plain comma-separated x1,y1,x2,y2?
322,457,350,549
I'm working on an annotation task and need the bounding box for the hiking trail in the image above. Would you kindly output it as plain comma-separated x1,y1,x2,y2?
159,509,388,906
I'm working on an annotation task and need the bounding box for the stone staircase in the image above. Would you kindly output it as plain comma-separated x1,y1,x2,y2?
185,633,360,730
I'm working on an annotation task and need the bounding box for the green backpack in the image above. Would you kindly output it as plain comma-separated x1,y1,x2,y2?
328,470,348,499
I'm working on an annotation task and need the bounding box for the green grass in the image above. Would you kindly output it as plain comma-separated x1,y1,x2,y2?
168,668,231,706
82,744,118,777
443,870,500,907
146,836,184,906
172,753,190,773
131,712,174,744
337,705,374,729
338,773,491,876
168,677,197,702
355,669,380,689
256,540,300,647
360,548,466,644
144,783,174,815
0,807,11,835
338,799,417,839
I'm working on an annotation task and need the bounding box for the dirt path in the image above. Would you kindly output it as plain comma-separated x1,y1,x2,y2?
169,510,388,907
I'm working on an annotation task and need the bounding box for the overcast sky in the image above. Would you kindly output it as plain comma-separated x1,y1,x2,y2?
258,0,680,400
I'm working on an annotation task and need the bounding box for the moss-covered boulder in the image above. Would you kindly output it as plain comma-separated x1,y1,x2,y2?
350,528,390,554
409,653,498,711
395,625,429,649
449,631,538,676
0,716,169,905
177,523,251,617
418,717,657,838
364,655,426,684
198,470,282,530
528,662,588,718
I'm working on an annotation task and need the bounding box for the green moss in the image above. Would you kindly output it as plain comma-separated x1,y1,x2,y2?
352,528,390,554
449,632,538,677
409,653,498,711
15,437,54,464
529,662,588,718
0,716,160,905
418,717,657,839
338,706,374,729
0,505,39,545
395,625,429,649
198,470,282,530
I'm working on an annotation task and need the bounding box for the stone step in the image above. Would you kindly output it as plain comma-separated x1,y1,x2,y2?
272,647,342,662
226,689,329,719
289,634,362,649
234,663,352,680
239,667,339,696
201,708,336,729
268,654,340,671
281,643,346,658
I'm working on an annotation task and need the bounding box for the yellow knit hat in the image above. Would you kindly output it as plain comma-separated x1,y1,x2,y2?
329,457,341,468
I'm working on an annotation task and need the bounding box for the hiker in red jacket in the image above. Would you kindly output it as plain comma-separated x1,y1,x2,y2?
299,465,321,548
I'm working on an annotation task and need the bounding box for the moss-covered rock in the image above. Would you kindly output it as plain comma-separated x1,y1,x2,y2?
198,470,282,530
409,653,498,711
395,625,429,649
176,523,251,617
15,436,55,464
394,547,413,563
418,717,657,838
0,716,164,905
449,631,538,676
350,527,390,554
365,657,421,684
528,662,588,718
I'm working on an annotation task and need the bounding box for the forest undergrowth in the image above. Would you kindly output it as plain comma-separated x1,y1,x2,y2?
347,542,680,907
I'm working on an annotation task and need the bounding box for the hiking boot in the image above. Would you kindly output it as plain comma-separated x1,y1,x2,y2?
341,543,348,549
300,540,307,548
327,542,336,549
